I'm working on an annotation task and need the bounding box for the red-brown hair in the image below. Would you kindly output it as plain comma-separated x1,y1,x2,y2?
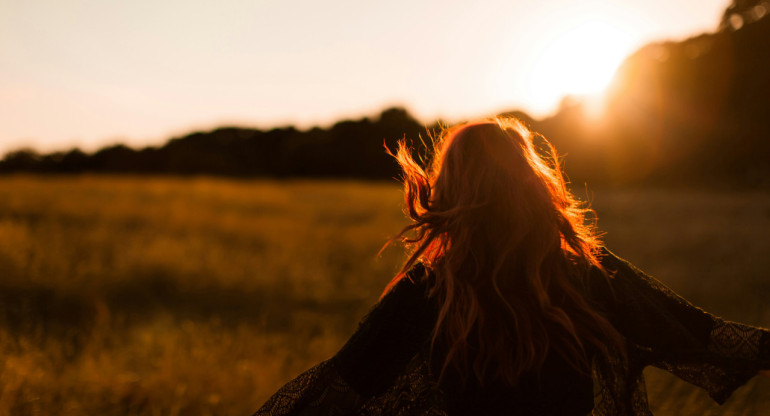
384,117,624,386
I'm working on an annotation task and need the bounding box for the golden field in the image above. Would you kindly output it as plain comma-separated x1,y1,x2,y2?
0,175,768,415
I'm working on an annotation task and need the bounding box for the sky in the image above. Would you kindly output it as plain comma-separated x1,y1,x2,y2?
0,0,731,155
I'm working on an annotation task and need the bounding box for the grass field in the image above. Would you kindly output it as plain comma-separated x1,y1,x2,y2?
0,175,768,415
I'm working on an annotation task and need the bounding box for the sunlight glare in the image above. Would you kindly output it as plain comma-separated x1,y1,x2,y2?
524,19,636,115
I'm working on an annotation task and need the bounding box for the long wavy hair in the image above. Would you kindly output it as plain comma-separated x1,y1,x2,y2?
384,117,624,387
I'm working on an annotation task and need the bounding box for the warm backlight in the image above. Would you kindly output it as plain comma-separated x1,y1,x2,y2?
524,19,636,113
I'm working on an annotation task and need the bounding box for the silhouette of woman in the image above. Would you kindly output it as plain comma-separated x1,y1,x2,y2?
255,118,769,415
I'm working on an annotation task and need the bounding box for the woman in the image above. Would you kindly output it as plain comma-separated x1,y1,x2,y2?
255,118,769,415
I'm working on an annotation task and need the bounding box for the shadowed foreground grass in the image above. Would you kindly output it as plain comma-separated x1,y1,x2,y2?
0,175,767,415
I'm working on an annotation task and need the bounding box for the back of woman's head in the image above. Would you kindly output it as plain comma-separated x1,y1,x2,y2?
386,117,623,386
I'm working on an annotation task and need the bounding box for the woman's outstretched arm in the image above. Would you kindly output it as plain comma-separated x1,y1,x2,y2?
593,248,770,404
254,265,436,415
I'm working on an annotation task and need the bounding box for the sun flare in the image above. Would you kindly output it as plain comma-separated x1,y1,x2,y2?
506,15,639,116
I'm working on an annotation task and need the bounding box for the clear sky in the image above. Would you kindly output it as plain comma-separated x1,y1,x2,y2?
0,0,730,155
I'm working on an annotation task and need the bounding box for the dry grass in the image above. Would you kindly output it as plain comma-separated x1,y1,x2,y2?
0,175,767,415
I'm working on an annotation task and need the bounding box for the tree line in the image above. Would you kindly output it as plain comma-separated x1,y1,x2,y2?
2,0,768,187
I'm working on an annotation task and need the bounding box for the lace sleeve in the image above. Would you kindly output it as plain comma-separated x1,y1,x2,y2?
333,266,436,397
254,266,438,414
597,249,770,405
252,359,363,416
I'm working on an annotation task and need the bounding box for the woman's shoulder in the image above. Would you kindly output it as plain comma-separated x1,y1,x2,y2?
371,263,438,329
596,246,632,271
594,247,677,296
405,262,435,285
387,262,435,298
583,247,642,311
590,247,650,291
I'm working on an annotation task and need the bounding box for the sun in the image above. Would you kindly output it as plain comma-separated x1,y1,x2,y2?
515,18,637,115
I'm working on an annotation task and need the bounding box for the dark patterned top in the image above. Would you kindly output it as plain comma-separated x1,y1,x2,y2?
254,249,770,415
